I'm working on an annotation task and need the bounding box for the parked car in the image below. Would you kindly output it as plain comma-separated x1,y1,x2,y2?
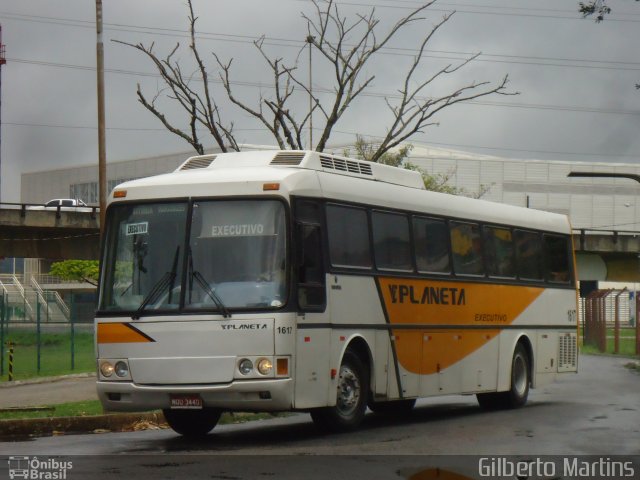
29,198,94,212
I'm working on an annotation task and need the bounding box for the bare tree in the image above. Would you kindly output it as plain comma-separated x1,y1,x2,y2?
117,0,516,157
115,1,238,154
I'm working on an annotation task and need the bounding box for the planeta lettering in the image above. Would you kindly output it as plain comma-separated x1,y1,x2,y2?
221,323,268,330
388,284,466,306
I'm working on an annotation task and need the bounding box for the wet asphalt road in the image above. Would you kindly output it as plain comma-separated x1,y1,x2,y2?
1,354,638,479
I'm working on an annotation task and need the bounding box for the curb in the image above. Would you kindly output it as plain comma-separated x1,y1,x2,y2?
0,372,96,388
0,412,166,438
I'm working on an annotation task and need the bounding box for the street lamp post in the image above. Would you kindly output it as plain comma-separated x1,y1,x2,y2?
567,172,640,183
569,170,640,356
306,34,315,149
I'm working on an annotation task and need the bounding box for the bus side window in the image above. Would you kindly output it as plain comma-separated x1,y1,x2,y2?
326,204,372,269
450,221,484,276
293,199,326,311
413,217,451,274
484,226,516,278
372,211,413,272
515,230,544,281
544,234,571,283
296,225,326,309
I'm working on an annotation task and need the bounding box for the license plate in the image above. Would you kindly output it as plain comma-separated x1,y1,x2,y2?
170,395,203,409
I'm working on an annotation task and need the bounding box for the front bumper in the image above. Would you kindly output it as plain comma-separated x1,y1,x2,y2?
97,378,293,412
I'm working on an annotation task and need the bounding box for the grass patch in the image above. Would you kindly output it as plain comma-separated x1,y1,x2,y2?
0,400,105,420
579,344,602,356
578,327,638,358
579,337,638,357
0,398,290,427
0,330,95,381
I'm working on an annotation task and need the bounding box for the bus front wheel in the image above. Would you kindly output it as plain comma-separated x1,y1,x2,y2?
310,350,369,432
162,407,222,437
477,343,530,410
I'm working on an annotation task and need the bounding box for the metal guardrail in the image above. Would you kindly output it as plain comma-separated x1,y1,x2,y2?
32,274,88,285
572,228,640,236
0,274,35,321
572,228,640,251
0,201,99,219
31,276,70,320
0,274,71,323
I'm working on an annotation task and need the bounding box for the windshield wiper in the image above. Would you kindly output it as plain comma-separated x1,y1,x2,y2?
187,246,231,318
131,246,180,320
191,270,231,318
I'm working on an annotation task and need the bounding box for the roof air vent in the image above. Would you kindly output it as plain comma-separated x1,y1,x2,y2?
319,155,373,176
270,152,305,166
359,162,373,175
320,155,334,170
180,156,216,170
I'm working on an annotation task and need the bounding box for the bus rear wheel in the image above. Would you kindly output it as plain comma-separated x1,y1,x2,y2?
162,407,222,437
477,343,530,410
310,350,369,432
506,342,530,408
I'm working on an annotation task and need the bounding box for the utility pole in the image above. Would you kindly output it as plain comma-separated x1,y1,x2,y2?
0,25,7,202
96,1,107,233
306,34,315,150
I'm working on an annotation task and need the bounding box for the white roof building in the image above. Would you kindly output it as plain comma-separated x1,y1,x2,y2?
20,144,640,232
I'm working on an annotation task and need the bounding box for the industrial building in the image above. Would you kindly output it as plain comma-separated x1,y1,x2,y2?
9,144,640,328
20,144,640,234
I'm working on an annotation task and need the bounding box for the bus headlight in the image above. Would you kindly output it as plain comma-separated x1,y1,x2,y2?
114,361,129,378
100,362,114,377
239,359,253,375
257,358,273,375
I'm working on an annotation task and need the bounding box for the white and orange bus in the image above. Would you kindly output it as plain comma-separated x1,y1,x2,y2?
96,150,578,436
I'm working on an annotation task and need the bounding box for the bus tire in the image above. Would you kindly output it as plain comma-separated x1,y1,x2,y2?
476,343,530,410
310,350,368,432
162,407,222,437
505,342,530,408
368,398,416,415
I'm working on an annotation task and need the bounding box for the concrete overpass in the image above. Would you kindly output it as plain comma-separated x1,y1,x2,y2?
574,229,640,282
0,203,100,259
0,204,639,280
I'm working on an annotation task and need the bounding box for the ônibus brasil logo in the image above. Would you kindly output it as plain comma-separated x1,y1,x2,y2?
8,457,73,480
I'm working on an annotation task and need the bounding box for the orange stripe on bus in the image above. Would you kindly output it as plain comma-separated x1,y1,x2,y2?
378,277,543,374
97,323,154,344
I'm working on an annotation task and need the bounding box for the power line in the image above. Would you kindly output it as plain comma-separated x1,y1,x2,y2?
6,121,640,159
385,0,640,18
4,121,268,134
4,121,164,132
9,58,640,115
362,0,640,18
2,11,640,72
9,56,640,117
332,129,640,159
320,0,640,22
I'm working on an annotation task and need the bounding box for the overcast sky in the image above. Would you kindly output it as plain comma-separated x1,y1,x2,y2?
0,0,639,202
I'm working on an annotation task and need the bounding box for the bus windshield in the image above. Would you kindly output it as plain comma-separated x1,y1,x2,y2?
99,199,287,314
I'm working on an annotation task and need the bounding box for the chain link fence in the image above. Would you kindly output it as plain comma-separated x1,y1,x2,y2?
581,289,640,356
0,291,96,381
